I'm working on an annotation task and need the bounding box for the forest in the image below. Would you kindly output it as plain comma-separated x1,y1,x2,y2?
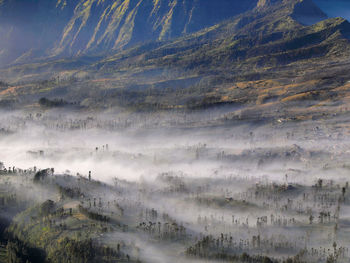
0,109,349,263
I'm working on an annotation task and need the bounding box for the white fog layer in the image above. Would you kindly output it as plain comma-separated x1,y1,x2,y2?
0,109,350,262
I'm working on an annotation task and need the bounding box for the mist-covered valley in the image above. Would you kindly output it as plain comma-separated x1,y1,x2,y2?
0,109,350,263
1,0,350,262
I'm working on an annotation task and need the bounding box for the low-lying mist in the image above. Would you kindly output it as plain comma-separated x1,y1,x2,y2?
1,108,350,262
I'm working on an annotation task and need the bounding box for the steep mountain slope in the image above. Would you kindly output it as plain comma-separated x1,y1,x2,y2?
0,0,335,67
53,0,261,56
0,0,350,123
0,0,263,66
92,0,345,77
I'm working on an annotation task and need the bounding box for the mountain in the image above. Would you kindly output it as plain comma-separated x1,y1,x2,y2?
52,0,260,56
0,0,263,66
78,0,349,110
0,0,350,120
0,0,335,67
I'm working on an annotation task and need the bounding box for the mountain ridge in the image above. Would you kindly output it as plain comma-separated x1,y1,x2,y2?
0,0,339,67
0,0,350,118
0,1,349,111
0,0,261,65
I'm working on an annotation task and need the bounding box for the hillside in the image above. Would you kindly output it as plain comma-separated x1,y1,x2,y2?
0,0,349,122
0,0,334,66
2,1,350,263
0,1,348,114
82,0,350,115
0,0,261,66
1,108,350,263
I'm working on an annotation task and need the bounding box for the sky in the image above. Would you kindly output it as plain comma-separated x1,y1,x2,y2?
315,0,350,21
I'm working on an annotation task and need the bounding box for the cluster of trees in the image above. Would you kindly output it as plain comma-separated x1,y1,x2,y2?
6,237,46,263
232,179,349,226
186,246,277,263
48,237,128,263
137,220,186,241
307,243,348,263
39,200,56,218
0,194,18,208
48,238,94,263
58,186,83,199
1,145,350,263
0,164,39,176
186,235,347,263
78,205,110,223
156,173,188,193
186,234,301,260
0,80,9,87
33,169,52,182
38,97,70,108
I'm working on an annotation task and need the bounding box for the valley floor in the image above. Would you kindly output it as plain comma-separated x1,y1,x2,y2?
0,111,350,262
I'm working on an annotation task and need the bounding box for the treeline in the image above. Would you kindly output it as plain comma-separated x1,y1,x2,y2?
186,235,312,263
33,169,51,182
186,249,307,263
0,81,9,87
186,249,277,263
38,97,78,108
58,186,82,199
78,205,110,222
0,195,18,208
